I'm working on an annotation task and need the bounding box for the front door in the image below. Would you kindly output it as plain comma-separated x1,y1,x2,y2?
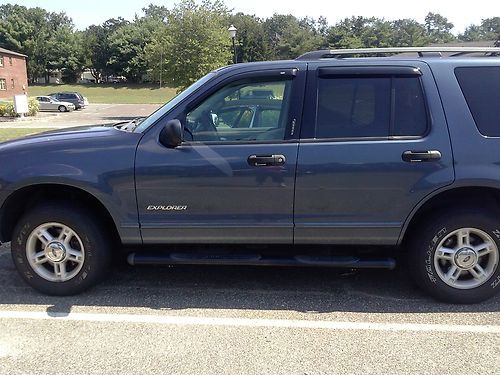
135,66,305,244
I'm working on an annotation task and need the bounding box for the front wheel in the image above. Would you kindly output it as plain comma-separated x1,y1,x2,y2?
409,210,500,303
58,105,67,112
11,204,111,295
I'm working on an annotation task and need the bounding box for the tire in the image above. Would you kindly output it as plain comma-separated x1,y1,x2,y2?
58,105,66,112
409,209,500,304
11,203,111,296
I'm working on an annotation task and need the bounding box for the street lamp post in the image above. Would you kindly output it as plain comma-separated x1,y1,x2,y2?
159,47,163,89
228,25,237,64
160,17,167,89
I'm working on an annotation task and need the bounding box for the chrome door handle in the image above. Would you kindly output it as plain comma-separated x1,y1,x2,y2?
402,150,441,162
247,154,286,166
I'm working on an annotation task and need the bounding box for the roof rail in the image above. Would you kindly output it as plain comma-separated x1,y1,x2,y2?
296,47,500,60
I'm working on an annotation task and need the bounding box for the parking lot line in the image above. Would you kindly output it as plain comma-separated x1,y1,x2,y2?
0,310,499,334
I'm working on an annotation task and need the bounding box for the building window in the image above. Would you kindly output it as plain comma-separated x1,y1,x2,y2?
0,56,4,67
9,57,12,66
11,79,15,89
0,79,6,90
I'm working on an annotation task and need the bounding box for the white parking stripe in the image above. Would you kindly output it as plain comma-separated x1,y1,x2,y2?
0,310,499,333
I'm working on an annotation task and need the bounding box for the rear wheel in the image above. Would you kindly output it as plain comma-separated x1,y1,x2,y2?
58,105,66,112
409,209,500,303
11,204,111,295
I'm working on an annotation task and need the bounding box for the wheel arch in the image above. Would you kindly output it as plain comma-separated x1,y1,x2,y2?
0,183,120,244
400,185,500,246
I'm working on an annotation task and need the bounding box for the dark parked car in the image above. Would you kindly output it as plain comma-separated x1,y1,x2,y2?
48,92,85,109
1,47,500,303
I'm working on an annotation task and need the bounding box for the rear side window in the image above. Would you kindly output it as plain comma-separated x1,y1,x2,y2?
455,67,500,136
316,75,428,139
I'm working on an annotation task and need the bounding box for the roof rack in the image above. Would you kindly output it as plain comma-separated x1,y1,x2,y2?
296,47,500,60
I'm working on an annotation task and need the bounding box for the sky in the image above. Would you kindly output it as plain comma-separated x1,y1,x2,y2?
1,0,499,33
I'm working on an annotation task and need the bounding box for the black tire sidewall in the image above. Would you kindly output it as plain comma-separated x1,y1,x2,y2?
410,210,500,304
11,204,110,296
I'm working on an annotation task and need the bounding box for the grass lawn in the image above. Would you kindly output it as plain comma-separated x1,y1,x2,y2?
28,84,177,104
0,128,55,142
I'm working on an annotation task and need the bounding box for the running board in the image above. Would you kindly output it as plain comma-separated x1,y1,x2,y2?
127,253,396,270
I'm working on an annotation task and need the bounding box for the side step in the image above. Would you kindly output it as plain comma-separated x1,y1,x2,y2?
127,253,396,270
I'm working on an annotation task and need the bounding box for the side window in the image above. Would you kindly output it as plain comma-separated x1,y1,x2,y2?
315,75,427,139
393,77,428,136
455,67,500,136
316,78,390,138
186,79,292,142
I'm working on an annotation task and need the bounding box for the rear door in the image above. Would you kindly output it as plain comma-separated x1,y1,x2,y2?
294,62,454,245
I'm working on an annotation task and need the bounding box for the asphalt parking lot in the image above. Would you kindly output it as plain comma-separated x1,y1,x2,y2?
0,241,499,374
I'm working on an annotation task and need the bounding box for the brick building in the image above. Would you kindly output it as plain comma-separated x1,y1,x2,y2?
0,47,28,100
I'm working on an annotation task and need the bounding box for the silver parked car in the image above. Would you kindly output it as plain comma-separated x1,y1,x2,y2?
36,96,75,112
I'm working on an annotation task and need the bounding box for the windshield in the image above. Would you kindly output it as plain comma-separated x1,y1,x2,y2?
134,73,216,133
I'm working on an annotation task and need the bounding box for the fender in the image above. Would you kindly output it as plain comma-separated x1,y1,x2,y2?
398,179,500,245
0,127,143,244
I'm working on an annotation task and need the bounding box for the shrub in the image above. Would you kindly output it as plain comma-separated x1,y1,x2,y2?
0,98,39,117
4,102,16,117
28,97,39,116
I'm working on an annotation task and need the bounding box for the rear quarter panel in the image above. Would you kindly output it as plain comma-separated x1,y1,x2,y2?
428,59,500,190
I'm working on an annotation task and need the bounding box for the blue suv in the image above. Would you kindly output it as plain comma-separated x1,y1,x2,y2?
1,47,500,303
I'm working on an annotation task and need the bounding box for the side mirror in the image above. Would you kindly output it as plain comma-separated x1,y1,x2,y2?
159,119,183,148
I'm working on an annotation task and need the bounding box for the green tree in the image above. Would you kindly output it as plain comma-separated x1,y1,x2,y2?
424,12,456,43
0,4,82,82
228,13,268,62
359,19,395,48
82,18,128,82
107,22,148,82
327,16,432,49
263,14,324,60
45,14,84,82
142,4,170,21
326,17,372,49
0,4,47,80
0,4,32,51
460,17,500,42
389,19,429,46
146,0,231,90
108,7,171,82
